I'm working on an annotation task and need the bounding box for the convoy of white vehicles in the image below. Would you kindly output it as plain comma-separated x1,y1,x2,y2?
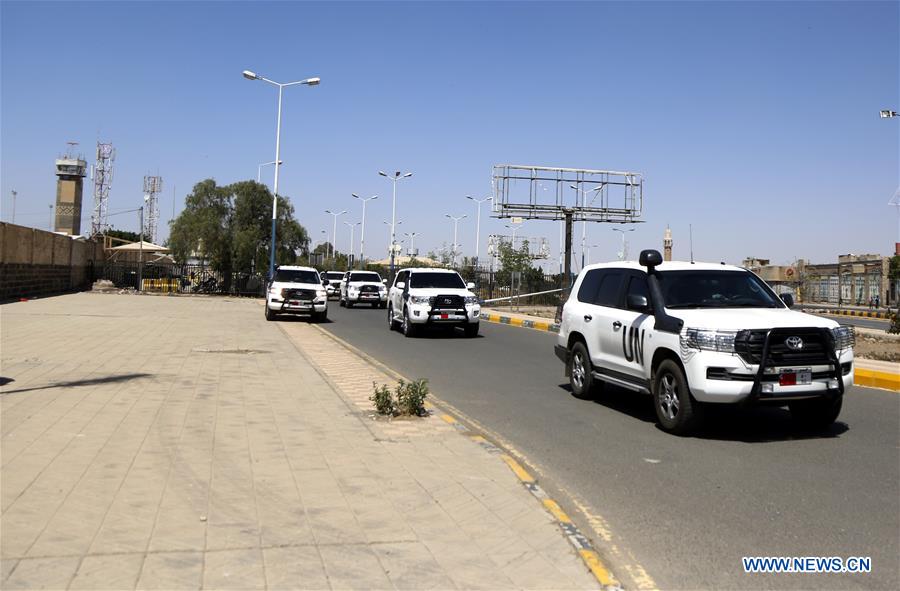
265,250,856,435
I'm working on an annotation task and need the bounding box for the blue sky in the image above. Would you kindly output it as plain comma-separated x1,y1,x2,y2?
2,0,898,268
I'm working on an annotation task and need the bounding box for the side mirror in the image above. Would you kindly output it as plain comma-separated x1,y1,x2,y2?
627,293,650,312
466,282,475,290
382,279,387,284
322,279,329,286
781,293,794,308
396,281,406,289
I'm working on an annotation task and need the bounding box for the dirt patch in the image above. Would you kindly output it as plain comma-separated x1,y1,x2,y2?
852,328,900,363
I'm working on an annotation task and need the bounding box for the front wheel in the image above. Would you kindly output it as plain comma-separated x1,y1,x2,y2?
789,396,842,430
388,305,400,331
653,359,702,435
312,309,327,323
402,308,418,338
265,306,277,322
568,341,596,400
463,323,479,338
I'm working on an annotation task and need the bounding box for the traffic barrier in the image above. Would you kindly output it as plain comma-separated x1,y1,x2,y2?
141,278,179,293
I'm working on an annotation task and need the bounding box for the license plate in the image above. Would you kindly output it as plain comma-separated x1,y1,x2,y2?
779,368,812,386
441,313,448,319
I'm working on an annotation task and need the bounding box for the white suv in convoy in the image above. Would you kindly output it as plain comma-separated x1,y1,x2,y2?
265,266,328,322
339,270,388,308
555,249,855,434
322,271,345,299
387,268,481,337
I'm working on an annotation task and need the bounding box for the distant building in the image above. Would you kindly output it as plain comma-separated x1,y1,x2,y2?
54,153,87,235
663,227,673,261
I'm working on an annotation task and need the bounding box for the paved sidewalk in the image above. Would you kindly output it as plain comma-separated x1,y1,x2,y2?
1,293,599,590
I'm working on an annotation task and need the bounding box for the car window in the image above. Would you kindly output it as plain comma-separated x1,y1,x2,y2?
325,272,344,281
394,271,408,287
349,272,381,282
577,270,603,303
409,272,465,289
658,270,782,309
274,269,319,283
594,271,624,308
626,274,651,305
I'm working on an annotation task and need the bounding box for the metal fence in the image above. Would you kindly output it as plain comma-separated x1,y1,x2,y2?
100,262,266,297
464,268,571,308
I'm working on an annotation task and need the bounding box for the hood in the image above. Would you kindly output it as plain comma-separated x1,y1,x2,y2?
272,280,323,290
348,281,384,287
407,287,474,298
667,307,839,330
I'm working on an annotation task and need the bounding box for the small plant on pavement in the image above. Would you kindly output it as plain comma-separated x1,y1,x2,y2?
370,382,396,416
370,379,429,417
396,379,429,416
888,311,900,335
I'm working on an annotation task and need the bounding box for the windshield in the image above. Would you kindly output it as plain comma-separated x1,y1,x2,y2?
349,272,381,283
274,269,320,284
657,270,783,309
410,272,466,289
325,272,344,280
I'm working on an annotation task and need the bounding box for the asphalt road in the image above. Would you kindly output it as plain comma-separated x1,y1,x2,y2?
818,314,891,331
320,304,900,590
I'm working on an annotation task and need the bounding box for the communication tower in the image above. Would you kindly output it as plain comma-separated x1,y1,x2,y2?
143,175,162,244
90,142,115,235
54,141,87,235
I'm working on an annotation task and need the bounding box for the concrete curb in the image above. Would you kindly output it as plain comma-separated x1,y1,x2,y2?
311,324,624,590
808,308,892,320
480,312,560,333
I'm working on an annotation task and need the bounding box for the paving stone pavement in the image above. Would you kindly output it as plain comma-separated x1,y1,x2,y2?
1,293,599,590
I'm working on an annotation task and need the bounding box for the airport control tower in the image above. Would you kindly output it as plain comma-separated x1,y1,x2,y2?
54,142,87,235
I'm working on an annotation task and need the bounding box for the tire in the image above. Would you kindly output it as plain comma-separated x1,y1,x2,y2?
402,307,418,338
312,310,327,323
388,305,400,331
265,305,277,322
339,298,345,307
379,302,387,309
464,323,479,338
653,359,702,434
346,301,353,309
568,341,596,400
789,396,842,430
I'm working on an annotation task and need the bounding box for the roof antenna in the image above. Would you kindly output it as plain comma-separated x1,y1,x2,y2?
689,224,694,264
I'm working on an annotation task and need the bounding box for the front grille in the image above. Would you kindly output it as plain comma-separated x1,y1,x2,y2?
431,294,465,310
360,285,378,293
734,328,834,366
282,288,316,300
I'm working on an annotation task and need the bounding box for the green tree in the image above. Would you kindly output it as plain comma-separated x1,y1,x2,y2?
496,239,532,285
168,179,309,274
104,228,142,243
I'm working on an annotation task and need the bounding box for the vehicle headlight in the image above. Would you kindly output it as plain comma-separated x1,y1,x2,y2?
831,326,855,351
464,296,479,304
680,328,737,353
409,295,432,305
348,287,359,293
316,290,326,299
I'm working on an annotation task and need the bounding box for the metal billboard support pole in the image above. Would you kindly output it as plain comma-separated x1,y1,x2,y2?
564,209,573,288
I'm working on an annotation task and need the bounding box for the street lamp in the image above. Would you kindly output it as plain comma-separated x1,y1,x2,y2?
378,170,412,279
466,195,492,271
504,222,523,242
383,219,402,259
10,190,16,224
445,214,467,266
879,109,898,118
403,232,419,257
570,184,604,270
352,193,378,266
325,209,347,259
257,160,283,184
344,221,360,269
612,227,635,261
242,69,320,277
586,244,602,265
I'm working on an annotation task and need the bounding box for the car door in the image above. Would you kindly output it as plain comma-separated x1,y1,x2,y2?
605,271,653,379
391,271,408,317
341,272,350,300
563,268,604,360
591,269,628,372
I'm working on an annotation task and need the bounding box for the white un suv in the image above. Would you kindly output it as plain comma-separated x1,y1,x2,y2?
265,265,328,322
339,270,388,308
387,268,481,337
555,249,854,434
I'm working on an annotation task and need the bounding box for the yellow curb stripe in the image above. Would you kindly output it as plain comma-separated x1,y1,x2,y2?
440,414,458,424
509,317,524,327
542,499,572,524
579,549,619,587
469,434,487,444
855,368,900,392
500,454,535,483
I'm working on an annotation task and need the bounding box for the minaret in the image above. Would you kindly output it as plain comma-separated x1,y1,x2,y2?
664,226,673,261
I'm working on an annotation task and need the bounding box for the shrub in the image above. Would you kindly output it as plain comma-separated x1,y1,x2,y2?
370,382,396,415
888,312,900,335
370,379,429,417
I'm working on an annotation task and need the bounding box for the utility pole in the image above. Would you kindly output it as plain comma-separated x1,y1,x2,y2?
10,190,16,224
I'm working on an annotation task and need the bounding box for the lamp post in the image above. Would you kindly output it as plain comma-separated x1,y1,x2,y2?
882,109,899,245
504,222,523,243
344,221,360,269
378,170,412,280
466,195,492,272
445,214,467,266
403,232,418,257
10,190,16,224
383,220,402,260
257,160,283,184
352,193,378,267
612,227,635,261
570,184,603,270
242,69,320,277
880,109,898,118
325,209,347,260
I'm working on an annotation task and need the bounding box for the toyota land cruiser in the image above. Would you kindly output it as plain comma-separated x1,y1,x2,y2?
265,265,328,322
340,271,388,308
555,250,855,434
387,268,481,337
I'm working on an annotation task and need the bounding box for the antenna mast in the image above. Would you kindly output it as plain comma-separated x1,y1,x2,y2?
143,175,162,244
90,142,115,235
